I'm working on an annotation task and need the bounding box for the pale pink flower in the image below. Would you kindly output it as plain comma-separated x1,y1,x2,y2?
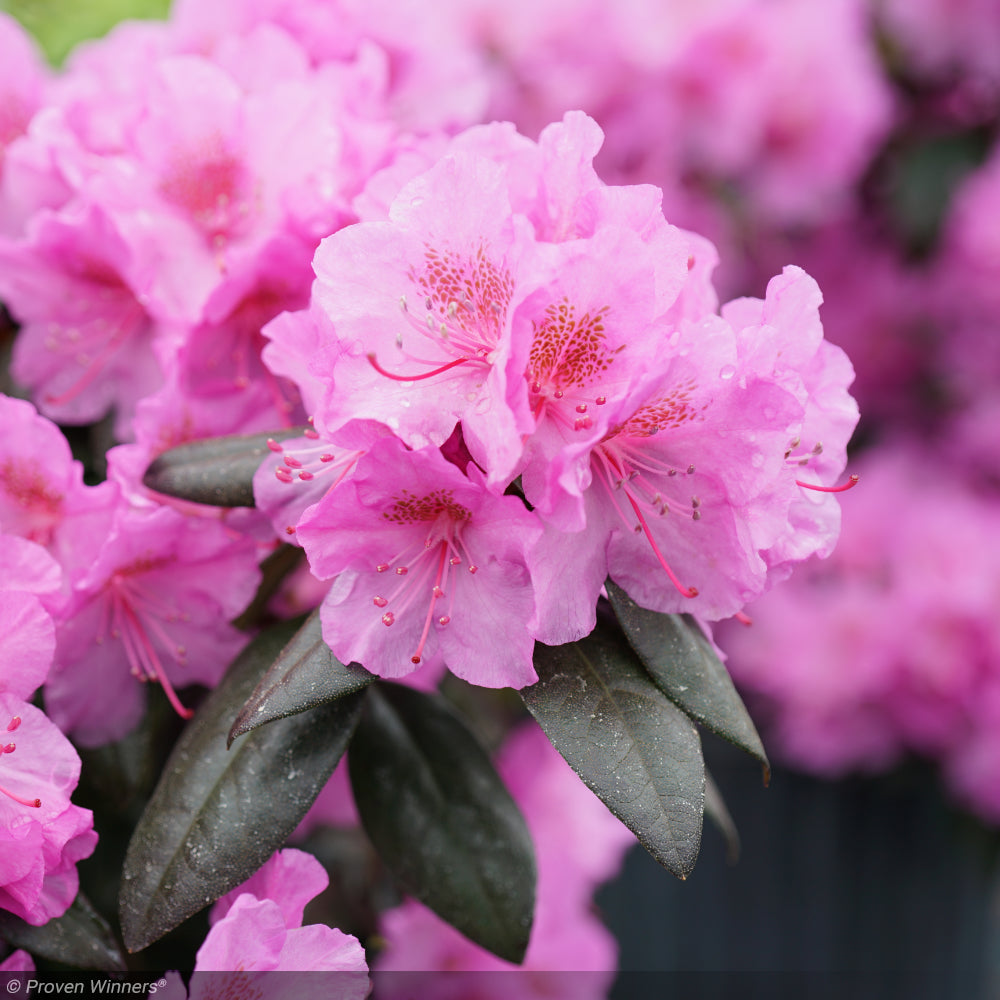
524,266,855,641
297,437,540,687
0,206,161,436
311,150,537,485
0,13,49,173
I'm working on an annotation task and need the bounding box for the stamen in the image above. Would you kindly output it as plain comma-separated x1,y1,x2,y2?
0,784,41,808
367,353,474,382
796,474,860,494
625,492,699,599
411,545,448,664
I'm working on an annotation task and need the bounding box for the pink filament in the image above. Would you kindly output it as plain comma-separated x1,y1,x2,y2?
367,353,473,383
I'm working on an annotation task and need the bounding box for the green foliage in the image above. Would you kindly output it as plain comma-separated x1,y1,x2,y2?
523,607,705,879
119,620,366,953
607,581,769,781
0,894,126,970
229,609,375,745
1,0,170,65
142,430,306,507
349,683,536,964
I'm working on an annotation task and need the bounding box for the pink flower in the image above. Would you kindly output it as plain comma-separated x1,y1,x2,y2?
524,265,855,641
0,203,161,437
0,535,63,700
311,150,536,485
0,394,118,583
0,693,97,926
196,848,368,974
297,437,540,687
0,950,33,972
45,502,261,745
375,723,633,992
719,444,1000,788
0,13,49,173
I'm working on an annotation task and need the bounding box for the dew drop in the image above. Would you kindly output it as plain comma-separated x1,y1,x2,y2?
719,364,736,380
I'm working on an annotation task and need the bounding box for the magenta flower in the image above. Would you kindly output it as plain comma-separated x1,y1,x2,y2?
297,437,540,687
0,693,97,926
45,502,261,745
0,950,33,972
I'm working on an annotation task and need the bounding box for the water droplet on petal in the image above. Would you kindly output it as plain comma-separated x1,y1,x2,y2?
719,365,736,380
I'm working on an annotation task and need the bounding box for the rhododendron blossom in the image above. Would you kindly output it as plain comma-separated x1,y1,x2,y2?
45,502,261,745
0,693,96,926
275,112,860,670
297,437,540,686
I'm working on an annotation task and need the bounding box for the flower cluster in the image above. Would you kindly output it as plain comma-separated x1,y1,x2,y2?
264,112,857,687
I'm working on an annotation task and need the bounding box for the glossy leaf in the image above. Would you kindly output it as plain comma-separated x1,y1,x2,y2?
523,608,705,879
119,620,365,953
0,893,126,971
142,429,304,507
349,683,535,964
607,581,769,781
229,608,375,746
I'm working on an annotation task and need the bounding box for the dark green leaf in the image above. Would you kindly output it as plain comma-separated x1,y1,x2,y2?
349,683,535,964
0,893,126,971
142,429,305,507
607,581,769,781
522,608,704,879
119,620,366,953
705,768,740,864
229,609,375,746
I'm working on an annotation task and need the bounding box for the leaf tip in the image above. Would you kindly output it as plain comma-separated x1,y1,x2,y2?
762,763,772,788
